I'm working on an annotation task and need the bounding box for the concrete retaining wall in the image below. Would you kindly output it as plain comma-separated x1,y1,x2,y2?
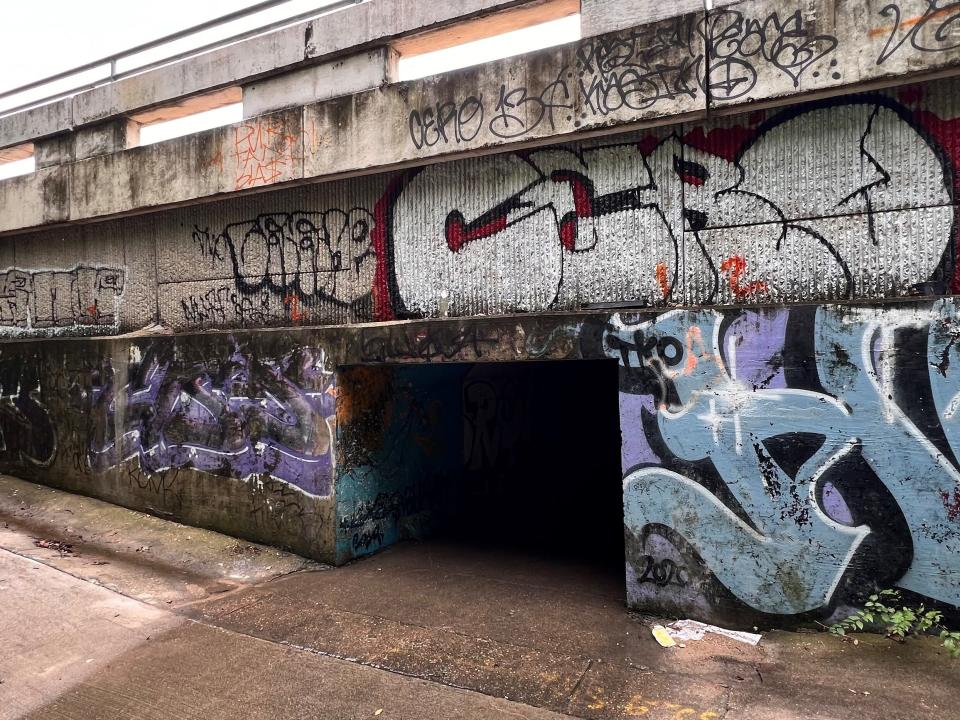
2,297,960,626
3,2,960,626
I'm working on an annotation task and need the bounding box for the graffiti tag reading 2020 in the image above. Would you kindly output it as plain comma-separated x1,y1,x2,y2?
600,301,960,616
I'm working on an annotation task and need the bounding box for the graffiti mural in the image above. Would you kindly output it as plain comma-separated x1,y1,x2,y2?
596,299,960,618
88,344,337,497
875,1,960,65
407,7,842,150
380,94,956,320
171,82,960,332
334,363,467,562
184,209,376,327
0,265,124,337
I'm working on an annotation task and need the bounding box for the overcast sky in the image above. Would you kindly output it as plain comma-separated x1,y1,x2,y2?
0,1,343,96
1,1,579,96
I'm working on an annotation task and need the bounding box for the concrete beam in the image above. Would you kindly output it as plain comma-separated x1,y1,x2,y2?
243,48,398,118
4,0,960,235
581,0,702,35
0,0,538,150
392,0,579,56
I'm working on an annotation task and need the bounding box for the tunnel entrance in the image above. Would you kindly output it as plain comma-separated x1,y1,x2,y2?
335,359,625,576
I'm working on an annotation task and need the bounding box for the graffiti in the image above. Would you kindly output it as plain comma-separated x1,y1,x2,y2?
88,344,337,496
408,95,485,150
179,284,274,328
0,355,56,467
124,464,182,510
0,265,124,337
575,20,700,118
249,478,312,534
351,526,385,551
636,555,689,588
232,119,300,191
407,9,841,149
463,372,528,475
358,326,499,363
874,1,960,64
338,487,425,530
703,9,839,99
335,364,467,562
384,95,954,319
601,300,960,615
183,209,376,327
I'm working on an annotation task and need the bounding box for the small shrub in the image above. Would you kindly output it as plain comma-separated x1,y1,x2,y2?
829,589,960,658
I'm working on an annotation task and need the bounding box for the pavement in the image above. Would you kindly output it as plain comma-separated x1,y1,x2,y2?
1,474,958,719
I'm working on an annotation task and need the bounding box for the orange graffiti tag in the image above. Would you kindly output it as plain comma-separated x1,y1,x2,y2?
233,119,300,191
720,255,768,298
655,262,671,299
868,4,958,37
683,325,711,375
284,295,306,322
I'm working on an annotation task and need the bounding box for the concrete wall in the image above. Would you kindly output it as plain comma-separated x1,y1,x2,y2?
2,76,959,338
335,363,467,563
3,0,960,627
2,298,960,626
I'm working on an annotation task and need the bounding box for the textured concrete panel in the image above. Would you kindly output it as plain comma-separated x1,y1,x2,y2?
687,204,957,305
5,75,960,336
0,214,156,338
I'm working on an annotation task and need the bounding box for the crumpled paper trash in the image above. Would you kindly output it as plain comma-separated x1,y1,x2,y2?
666,619,762,646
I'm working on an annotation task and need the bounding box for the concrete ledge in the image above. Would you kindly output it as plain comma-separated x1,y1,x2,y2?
243,48,398,117
0,0,535,150
4,0,960,235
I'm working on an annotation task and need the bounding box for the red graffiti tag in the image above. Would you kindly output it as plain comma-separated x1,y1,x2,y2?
655,262,671,300
720,256,768,298
284,295,306,323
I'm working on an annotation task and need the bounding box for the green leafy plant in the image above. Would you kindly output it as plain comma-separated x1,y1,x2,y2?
828,589,960,657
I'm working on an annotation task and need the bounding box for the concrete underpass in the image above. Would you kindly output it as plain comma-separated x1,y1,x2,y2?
3,0,960,717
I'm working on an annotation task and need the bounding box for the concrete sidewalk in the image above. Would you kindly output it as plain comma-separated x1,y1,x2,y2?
1,475,958,719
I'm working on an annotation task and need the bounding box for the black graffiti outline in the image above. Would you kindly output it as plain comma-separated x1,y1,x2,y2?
876,1,960,65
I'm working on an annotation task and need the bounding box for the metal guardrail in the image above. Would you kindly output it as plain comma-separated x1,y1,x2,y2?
0,0,367,118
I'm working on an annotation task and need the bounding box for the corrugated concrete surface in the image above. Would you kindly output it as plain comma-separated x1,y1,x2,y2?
1,78,958,337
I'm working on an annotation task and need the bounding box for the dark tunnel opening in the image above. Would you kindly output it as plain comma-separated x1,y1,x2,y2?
445,359,625,570
335,359,625,575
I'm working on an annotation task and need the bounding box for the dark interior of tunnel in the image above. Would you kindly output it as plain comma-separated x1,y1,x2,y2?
423,359,626,573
